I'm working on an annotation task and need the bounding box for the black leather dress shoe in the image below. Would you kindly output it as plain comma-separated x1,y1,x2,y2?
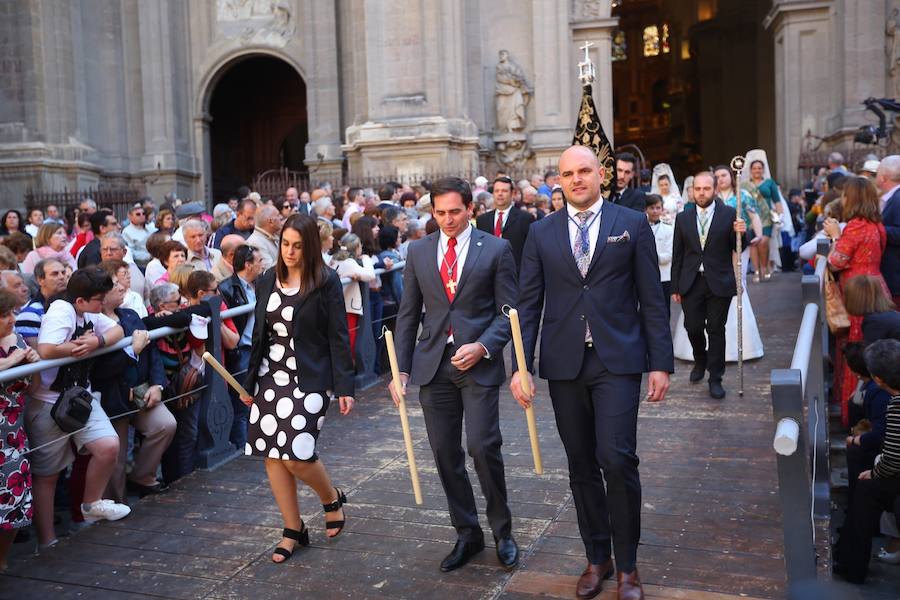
129,480,170,498
440,539,485,572
709,381,726,399
689,363,706,383
495,536,519,569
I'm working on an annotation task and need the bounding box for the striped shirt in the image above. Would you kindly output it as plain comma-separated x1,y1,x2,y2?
14,293,46,340
874,394,900,479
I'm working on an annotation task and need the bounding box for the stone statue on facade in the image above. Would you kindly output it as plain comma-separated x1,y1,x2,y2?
217,0,294,47
495,137,533,171
495,50,533,133
888,7,900,100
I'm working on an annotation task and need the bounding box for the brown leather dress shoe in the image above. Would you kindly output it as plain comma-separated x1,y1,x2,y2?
575,560,614,599
616,569,645,600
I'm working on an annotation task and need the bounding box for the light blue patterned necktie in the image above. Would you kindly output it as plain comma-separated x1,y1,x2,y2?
573,210,593,342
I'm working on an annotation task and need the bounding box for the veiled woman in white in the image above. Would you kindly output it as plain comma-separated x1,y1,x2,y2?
651,163,683,223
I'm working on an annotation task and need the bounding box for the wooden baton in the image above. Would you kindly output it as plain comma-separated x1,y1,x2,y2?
202,351,250,399
383,330,424,505
508,309,544,475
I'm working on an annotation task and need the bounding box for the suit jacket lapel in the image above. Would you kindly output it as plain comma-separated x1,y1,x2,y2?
709,198,729,242
452,228,484,302
683,204,703,252
421,233,448,306
588,202,618,273
501,206,518,234
553,210,584,281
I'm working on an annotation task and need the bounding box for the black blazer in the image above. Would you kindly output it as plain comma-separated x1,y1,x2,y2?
671,199,737,298
609,187,647,213
475,205,533,269
244,268,355,398
862,310,900,345
218,273,250,340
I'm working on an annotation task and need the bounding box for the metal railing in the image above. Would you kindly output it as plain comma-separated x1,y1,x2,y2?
2,262,405,470
770,238,830,587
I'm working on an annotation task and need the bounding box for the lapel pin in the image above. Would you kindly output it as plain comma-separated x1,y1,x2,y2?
476,241,482,246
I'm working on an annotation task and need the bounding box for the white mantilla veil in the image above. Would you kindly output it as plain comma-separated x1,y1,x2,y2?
650,163,681,198
740,149,795,237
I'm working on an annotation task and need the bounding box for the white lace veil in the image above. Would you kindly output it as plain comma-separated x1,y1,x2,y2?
650,163,681,198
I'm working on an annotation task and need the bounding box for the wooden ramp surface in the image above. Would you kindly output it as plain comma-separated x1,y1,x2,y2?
2,275,802,599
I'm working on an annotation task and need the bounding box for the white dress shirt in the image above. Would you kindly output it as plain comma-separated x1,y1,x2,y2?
650,220,674,282
492,207,512,231
566,196,604,259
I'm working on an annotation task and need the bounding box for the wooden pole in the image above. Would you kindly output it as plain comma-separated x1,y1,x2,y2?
508,309,544,475
383,330,424,505
731,156,746,396
202,352,250,398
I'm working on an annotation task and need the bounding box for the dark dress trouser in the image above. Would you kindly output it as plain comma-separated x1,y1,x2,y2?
681,273,731,383
419,344,512,543
837,476,900,582
548,347,642,572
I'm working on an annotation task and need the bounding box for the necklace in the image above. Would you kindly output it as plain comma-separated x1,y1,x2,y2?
439,232,471,279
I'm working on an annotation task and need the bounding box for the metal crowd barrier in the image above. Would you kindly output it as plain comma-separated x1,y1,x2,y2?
770,238,830,587
0,261,405,471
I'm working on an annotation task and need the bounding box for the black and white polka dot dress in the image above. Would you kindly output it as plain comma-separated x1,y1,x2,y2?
246,285,330,462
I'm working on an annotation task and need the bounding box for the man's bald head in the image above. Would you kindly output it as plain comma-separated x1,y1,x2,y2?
219,234,247,264
558,145,605,210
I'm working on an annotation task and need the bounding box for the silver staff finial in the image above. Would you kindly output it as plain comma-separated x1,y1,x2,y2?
578,41,595,85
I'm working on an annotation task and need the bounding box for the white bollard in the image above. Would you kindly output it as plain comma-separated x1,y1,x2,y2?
773,418,800,456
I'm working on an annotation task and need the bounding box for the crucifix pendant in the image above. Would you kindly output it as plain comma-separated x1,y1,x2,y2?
446,278,457,295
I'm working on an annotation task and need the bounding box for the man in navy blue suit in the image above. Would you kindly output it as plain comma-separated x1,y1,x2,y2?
511,145,674,600
876,156,900,306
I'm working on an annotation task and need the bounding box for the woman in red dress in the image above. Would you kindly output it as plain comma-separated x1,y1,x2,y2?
825,176,890,427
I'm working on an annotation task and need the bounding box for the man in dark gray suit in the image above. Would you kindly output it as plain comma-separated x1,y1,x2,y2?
390,177,520,572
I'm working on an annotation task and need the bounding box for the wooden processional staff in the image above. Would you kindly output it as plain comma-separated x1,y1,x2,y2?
730,155,746,397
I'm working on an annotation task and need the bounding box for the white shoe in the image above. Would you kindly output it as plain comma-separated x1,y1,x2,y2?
877,547,900,564
81,499,131,523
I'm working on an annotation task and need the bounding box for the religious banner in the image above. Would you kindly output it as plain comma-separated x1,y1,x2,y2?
572,42,615,197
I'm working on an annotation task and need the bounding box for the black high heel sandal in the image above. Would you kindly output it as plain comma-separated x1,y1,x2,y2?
322,488,347,538
272,523,309,563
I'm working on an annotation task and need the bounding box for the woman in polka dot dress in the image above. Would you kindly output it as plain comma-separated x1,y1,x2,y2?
241,214,356,564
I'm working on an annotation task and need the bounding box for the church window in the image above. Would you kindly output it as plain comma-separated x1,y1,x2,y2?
612,29,627,62
643,25,660,57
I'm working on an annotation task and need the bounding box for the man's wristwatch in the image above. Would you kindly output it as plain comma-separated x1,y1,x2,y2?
95,333,106,348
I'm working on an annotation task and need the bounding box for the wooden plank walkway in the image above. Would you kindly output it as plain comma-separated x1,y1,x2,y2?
2,274,804,599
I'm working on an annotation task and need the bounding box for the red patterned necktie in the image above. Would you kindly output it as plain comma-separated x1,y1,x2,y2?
494,211,503,237
440,237,457,302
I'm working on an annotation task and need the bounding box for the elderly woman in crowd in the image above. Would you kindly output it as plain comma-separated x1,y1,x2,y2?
0,288,40,570
21,223,78,275
90,272,175,500
332,233,375,358
155,240,188,285
825,176,890,427
155,209,176,236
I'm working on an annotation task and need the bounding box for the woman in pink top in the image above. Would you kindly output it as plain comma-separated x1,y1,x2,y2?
20,223,77,275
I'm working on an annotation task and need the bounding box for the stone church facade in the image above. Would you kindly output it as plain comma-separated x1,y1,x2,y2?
0,0,896,208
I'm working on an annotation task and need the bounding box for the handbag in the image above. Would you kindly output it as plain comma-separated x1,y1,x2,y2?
51,386,94,432
167,345,203,410
824,270,850,335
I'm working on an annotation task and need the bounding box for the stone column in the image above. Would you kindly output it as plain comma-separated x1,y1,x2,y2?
303,0,343,185
343,0,479,179
137,0,197,200
529,0,577,169
764,0,832,186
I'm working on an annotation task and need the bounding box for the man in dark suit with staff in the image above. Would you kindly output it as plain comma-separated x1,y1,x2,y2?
390,177,520,572
511,145,674,599
671,172,747,399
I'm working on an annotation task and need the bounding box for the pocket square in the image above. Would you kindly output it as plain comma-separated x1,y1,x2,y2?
608,230,630,243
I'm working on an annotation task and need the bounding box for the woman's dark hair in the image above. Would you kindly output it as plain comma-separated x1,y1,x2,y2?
276,213,327,293
713,164,735,190
233,244,256,272
843,342,870,379
159,240,188,267
1,231,33,256
657,174,670,183
352,216,381,256
0,288,19,317
0,209,26,235
400,191,418,207
66,266,114,303
146,231,171,260
379,225,400,251
750,159,765,171
425,218,440,235
64,206,78,236
430,177,473,208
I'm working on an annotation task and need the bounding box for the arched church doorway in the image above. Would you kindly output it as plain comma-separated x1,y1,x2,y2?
208,55,308,202
611,0,775,183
